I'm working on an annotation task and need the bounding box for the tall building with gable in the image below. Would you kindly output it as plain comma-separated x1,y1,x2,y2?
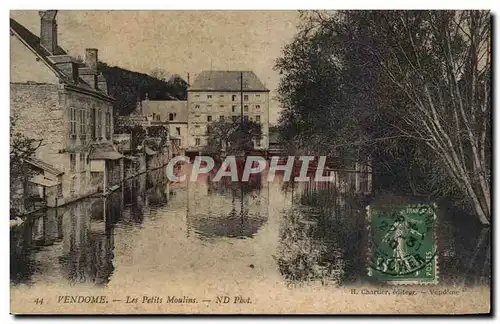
187,71,270,152
10,10,122,208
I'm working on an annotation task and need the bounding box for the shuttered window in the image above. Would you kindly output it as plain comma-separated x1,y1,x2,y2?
79,109,87,141
105,112,111,140
69,107,77,138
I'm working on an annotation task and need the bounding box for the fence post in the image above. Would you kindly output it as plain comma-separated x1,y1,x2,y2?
355,162,361,193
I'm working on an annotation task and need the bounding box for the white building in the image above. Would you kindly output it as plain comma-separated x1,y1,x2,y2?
187,71,270,152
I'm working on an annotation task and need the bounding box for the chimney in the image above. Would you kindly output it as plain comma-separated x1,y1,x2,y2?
39,10,58,54
78,48,100,90
85,48,98,71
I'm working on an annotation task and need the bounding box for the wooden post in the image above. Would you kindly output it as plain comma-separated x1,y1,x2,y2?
120,158,124,183
103,161,108,193
355,162,361,193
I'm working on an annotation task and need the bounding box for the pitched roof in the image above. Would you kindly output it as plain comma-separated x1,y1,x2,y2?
142,100,188,122
29,174,60,187
25,158,64,176
10,18,113,101
10,18,68,81
189,71,269,92
89,143,124,160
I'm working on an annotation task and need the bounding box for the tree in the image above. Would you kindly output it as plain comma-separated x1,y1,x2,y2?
114,124,147,151
98,62,188,116
206,120,262,154
371,11,491,224
150,68,169,81
10,116,43,215
275,10,491,224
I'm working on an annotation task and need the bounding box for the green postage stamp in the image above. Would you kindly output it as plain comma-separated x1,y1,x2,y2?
367,203,438,285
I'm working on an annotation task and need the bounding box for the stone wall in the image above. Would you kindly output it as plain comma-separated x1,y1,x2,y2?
11,82,115,204
10,83,65,168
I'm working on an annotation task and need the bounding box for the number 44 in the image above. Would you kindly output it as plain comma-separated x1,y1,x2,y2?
34,298,44,305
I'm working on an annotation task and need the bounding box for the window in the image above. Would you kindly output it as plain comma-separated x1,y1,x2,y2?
79,109,86,141
156,115,160,121
256,94,261,98
255,138,261,147
207,95,212,99
207,115,212,122
232,116,238,122
70,153,76,172
219,94,224,98
176,127,181,135
256,115,261,122
243,115,249,122
169,113,175,121
80,153,86,172
86,109,91,139
105,112,111,140
195,138,201,146
195,105,200,109
220,115,225,121
69,107,77,139
232,105,237,112
97,110,102,139
244,95,249,101
256,105,261,110
232,95,237,101
91,108,96,139
195,125,200,128
244,105,249,112
220,105,224,108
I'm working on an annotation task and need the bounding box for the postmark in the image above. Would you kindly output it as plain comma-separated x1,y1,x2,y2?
367,203,438,285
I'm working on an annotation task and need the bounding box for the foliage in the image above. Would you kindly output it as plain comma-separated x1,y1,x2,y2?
10,116,42,214
275,10,491,224
205,120,262,154
98,62,188,116
114,124,146,151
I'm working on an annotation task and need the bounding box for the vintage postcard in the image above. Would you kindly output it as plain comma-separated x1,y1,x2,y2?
9,10,491,315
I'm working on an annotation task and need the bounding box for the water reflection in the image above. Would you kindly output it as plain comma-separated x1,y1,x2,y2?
10,167,490,289
187,171,268,239
58,201,115,287
10,170,169,288
276,182,367,287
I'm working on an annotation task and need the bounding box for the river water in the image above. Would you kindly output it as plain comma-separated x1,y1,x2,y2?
10,165,490,291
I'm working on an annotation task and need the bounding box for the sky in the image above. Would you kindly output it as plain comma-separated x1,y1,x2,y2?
10,10,301,124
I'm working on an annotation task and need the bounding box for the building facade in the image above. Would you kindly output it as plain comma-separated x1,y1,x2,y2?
187,71,270,152
141,99,189,154
10,10,121,209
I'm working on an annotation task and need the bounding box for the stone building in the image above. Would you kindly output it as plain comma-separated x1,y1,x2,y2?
141,99,189,155
187,71,270,152
115,101,172,178
10,10,122,208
